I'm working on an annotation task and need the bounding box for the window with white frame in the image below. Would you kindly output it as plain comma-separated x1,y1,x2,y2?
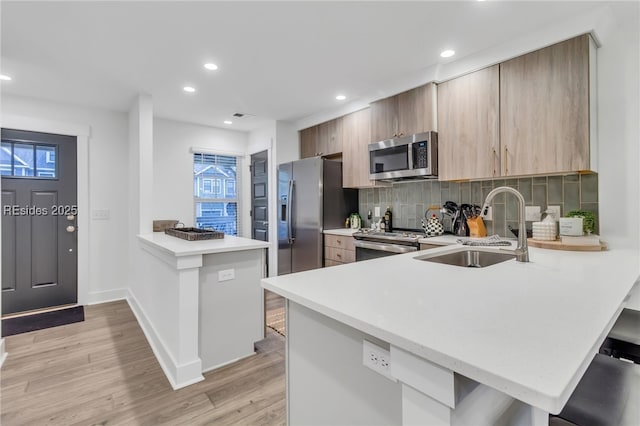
194,153,239,236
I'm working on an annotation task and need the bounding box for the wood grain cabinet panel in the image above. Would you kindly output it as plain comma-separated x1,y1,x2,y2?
370,83,436,143
500,34,591,176
300,126,319,159
437,65,500,181
300,117,343,159
324,234,356,266
342,108,387,188
370,96,399,143
397,83,436,137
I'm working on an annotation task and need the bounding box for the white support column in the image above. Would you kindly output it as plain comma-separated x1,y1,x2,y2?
174,260,203,385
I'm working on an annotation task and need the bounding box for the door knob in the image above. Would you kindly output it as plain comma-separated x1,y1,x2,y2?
66,214,75,221
66,225,76,233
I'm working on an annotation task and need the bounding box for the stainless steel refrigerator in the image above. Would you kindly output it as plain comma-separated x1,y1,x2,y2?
278,157,358,275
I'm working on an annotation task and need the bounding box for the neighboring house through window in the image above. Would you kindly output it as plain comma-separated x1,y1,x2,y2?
194,153,239,236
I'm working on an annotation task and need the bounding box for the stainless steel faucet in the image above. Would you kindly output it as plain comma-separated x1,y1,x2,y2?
481,186,530,262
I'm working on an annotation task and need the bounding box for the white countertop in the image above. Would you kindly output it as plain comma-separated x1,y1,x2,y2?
138,232,269,257
262,244,639,413
323,228,359,236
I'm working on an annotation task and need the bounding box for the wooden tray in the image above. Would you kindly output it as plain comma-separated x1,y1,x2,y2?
527,238,607,251
165,227,224,241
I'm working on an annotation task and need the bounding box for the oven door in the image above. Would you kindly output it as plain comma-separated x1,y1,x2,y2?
354,240,418,261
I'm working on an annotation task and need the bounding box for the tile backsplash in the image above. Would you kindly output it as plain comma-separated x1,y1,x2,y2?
358,173,599,237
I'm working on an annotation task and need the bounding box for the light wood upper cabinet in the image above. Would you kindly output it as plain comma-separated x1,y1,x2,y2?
370,83,436,142
438,34,595,180
500,34,592,176
343,108,374,188
318,117,343,157
438,65,500,181
300,126,319,159
397,83,436,137
370,96,398,143
300,117,343,158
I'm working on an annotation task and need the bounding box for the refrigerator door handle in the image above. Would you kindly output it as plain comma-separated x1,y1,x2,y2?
287,179,294,243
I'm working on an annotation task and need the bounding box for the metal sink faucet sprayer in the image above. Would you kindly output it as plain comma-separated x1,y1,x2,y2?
481,186,530,262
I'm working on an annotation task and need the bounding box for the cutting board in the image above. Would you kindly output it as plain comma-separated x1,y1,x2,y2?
527,238,608,251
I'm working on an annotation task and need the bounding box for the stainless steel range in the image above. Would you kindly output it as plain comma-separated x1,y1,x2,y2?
352,229,422,261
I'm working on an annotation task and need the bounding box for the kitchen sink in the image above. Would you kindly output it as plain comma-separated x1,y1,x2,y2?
414,248,516,268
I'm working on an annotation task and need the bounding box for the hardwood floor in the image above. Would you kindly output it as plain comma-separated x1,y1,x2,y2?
265,290,285,337
0,299,286,425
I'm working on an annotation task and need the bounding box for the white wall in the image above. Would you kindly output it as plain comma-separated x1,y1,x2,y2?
2,94,130,302
275,120,299,165
595,2,639,250
152,118,248,228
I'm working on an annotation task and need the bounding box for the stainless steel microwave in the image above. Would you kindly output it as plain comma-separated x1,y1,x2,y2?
368,131,438,181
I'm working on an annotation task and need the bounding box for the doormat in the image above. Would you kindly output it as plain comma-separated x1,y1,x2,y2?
266,307,285,337
2,306,84,337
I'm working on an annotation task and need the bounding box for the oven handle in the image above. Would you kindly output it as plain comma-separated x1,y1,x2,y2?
354,240,418,254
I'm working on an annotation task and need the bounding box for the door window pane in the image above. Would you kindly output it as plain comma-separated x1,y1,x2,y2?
0,142,57,179
14,144,35,177
36,146,57,177
1,142,12,176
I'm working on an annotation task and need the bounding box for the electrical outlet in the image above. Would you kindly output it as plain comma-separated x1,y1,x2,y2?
547,205,561,221
482,206,493,221
525,206,541,222
218,269,235,282
363,340,396,382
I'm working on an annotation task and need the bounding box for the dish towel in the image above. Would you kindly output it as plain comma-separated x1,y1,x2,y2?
456,235,512,247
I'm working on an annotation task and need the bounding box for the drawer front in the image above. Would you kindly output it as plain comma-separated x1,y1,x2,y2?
325,234,356,251
324,259,344,267
325,246,355,263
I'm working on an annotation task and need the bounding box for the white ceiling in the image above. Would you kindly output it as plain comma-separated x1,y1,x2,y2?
1,1,608,132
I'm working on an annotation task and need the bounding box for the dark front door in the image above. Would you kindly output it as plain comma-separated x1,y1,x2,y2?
251,150,269,243
1,129,78,315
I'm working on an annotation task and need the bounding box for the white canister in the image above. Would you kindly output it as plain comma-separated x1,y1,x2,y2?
532,222,556,241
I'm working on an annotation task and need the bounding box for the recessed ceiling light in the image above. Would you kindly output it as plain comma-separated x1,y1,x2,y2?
224,120,232,125
336,95,347,101
204,63,218,71
183,86,196,93
0,74,12,81
440,50,456,58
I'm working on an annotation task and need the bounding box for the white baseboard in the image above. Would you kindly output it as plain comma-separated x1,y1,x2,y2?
86,288,129,305
126,289,203,390
0,338,6,368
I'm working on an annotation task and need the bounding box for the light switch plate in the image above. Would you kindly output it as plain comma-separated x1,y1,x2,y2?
374,206,381,218
525,206,541,222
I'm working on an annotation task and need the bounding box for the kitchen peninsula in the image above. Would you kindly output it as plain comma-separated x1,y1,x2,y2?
262,245,639,425
132,233,269,389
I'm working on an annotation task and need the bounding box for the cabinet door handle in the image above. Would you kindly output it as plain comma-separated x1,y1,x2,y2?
337,239,342,245
336,253,342,258
504,146,509,174
492,148,498,177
